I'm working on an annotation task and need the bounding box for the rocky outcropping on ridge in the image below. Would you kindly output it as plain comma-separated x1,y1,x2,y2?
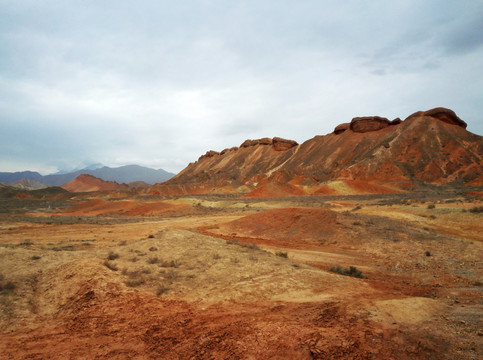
158,107,482,195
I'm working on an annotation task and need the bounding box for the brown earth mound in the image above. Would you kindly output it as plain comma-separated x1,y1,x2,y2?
61,174,129,192
215,208,338,246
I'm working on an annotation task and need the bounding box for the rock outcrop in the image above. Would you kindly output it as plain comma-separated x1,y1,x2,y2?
198,150,219,161
240,137,298,151
273,137,298,151
334,123,350,135
406,107,467,128
350,116,390,133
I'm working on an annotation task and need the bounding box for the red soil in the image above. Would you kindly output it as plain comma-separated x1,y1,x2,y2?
57,199,190,216
212,207,338,246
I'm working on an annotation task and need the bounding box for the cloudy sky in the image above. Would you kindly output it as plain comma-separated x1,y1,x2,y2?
1,1,482,174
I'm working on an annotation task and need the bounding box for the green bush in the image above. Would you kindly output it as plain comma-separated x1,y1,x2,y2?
329,265,365,279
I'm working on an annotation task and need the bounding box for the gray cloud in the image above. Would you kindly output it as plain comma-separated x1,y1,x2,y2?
1,1,482,174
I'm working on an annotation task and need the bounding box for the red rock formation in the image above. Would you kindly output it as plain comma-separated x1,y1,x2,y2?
350,116,390,133
334,123,350,134
163,108,482,192
272,137,298,151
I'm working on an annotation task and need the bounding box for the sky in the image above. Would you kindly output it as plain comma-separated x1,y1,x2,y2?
1,0,482,175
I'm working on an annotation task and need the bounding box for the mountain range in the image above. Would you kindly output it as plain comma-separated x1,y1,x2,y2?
153,107,482,196
0,165,175,187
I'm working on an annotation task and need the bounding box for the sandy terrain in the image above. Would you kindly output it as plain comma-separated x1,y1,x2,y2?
0,190,481,359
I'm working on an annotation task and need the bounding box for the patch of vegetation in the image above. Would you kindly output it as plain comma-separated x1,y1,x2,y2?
107,252,120,260
104,261,118,271
149,246,157,252
226,238,260,250
329,265,365,279
125,278,145,287
275,251,288,258
19,241,33,246
31,255,41,260
52,245,75,251
156,285,170,296
212,253,221,260
0,280,15,295
469,206,483,213
425,251,432,257
427,204,436,209
148,234,155,239
147,256,160,264
351,205,362,212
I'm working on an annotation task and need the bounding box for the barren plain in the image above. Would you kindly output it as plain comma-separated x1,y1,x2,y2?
0,187,481,359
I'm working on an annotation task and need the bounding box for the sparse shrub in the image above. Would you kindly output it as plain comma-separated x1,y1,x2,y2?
226,238,260,250
19,241,33,246
469,206,483,213
351,205,362,212
156,285,170,296
52,245,75,251
118,240,127,246
104,261,118,271
148,234,155,239
164,270,178,282
425,251,431,257
141,268,151,274
125,278,145,287
31,255,41,260
0,281,15,294
107,252,120,260
275,251,288,258
212,253,221,260
352,221,362,226
329,265,365,279
148,256,160,264
427,204,436,209
429,215,436,219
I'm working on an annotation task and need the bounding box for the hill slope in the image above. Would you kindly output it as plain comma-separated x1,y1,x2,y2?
162,108,482,195
61,174,129,192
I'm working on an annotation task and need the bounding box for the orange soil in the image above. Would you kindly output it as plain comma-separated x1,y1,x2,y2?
209,208,338,247
244,181,306,198
54,199,191,216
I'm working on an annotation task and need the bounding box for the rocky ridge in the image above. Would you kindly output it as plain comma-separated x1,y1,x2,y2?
154,107,482,195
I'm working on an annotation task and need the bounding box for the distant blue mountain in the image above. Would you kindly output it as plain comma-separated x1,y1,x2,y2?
0,165,175,186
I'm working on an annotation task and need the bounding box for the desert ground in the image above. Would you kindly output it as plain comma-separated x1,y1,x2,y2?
0,188,481,359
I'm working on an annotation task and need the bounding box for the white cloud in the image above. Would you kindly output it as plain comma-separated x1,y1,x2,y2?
0,1,482,174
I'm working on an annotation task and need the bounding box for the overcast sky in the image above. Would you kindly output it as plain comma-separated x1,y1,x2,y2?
1,1,482,174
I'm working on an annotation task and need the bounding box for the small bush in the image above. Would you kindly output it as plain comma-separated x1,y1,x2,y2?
148,234,155,239
330,265,365,279
31,255,41,260
156,285,170,296
425,251,431,257
0,281,16,294
125,278,145,287
427,204,435,209
275,251,288,258
104,261,118,271
469,206,483,213
108,252,120,260
148,256,160,264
